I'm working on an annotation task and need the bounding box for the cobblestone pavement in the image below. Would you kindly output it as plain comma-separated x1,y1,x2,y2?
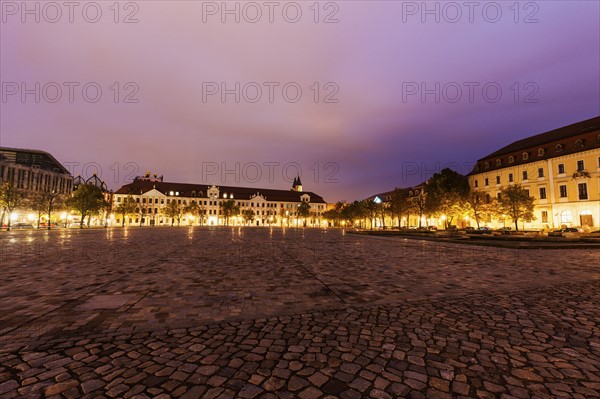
1,227,599,398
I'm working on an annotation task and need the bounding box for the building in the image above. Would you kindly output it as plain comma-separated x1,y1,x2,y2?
112,174,327,227
0,147,73,195
468,116,600,230
0,147,73,226
366,184,433,229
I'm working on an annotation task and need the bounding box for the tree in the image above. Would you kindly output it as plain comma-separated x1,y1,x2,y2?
424,169,469,229
242,209,255,225
388,189,408,229
164,200,183,226
410,195,427,228
497,185,535,231
466,191,491,228
298,202,311,227
364,200,379,230
221,199,239,226
65,183,104,229
114,196,137,227
30,192,47,228
0,181,28,231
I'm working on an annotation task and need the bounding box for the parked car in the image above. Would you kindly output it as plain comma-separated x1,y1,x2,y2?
12,223,34,229
470,227,493,235
548,227,582,237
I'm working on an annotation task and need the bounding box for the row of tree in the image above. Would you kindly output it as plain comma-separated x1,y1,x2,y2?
0,181,107,230
322,169,535,231
118,198,314,227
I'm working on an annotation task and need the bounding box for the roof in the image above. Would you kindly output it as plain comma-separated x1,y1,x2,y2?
480,116,600,160
115,180,327,203
365,182,426,202
0,147,71,175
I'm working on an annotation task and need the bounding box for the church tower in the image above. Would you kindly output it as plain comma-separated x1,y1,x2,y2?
292,176,303,192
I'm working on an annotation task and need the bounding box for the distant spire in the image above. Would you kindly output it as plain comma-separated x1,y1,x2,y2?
296,175,302,186
292,177,298,189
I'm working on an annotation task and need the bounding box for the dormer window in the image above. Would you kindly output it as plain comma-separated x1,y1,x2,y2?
495,159,501,167
555,144,564,152
575,139,585,148
522,152,529,161
223,193,228,198
508,156,515,164
538,148,545,157
484,162,490,169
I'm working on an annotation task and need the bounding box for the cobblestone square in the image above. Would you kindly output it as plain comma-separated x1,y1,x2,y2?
0,227,598,398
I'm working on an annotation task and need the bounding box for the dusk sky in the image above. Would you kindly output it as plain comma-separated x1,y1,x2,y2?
2,1,599,202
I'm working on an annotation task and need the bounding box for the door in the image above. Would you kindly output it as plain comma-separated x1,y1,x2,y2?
580,215,593,227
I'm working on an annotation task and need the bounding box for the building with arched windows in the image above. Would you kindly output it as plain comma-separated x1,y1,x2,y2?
468,116,600,230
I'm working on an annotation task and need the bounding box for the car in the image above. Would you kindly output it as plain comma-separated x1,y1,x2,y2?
548,227,583,237
12,223,34,229
470,227,493,235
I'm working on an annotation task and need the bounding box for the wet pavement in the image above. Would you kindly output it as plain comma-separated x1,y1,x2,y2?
0,227,598,398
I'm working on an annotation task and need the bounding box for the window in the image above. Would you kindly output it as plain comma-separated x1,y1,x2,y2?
474,180,478,188
508,156,515,164
541,211,548,223
524,189,530,197
496,159,502,166
558,164,565,174
484,178,489,186
576,160,584,171
522,152,529,160
117,197,122,202
496,176,500,184
560,210,573,224
539,187,546,199
484,162,490,169
497,193,502,199
538,168,544,178
509,174,513,183
559,185,567,198
578,183,588,200
555,144,564,152
522,171,528,180
538,148,545,157
575,139,584,148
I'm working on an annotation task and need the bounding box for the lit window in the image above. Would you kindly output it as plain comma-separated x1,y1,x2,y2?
560,210,573,223
223,193,228,198
169,191,174,196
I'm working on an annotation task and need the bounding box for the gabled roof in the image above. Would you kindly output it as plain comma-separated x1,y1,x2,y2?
115,180,326,203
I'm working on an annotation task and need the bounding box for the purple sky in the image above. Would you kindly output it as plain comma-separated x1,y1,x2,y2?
2,1,599,202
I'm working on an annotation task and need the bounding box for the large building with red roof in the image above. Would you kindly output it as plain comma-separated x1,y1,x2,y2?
112,174,327,227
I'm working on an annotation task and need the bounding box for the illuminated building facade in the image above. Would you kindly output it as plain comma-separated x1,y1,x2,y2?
112,174,327,227
468,116,600,230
